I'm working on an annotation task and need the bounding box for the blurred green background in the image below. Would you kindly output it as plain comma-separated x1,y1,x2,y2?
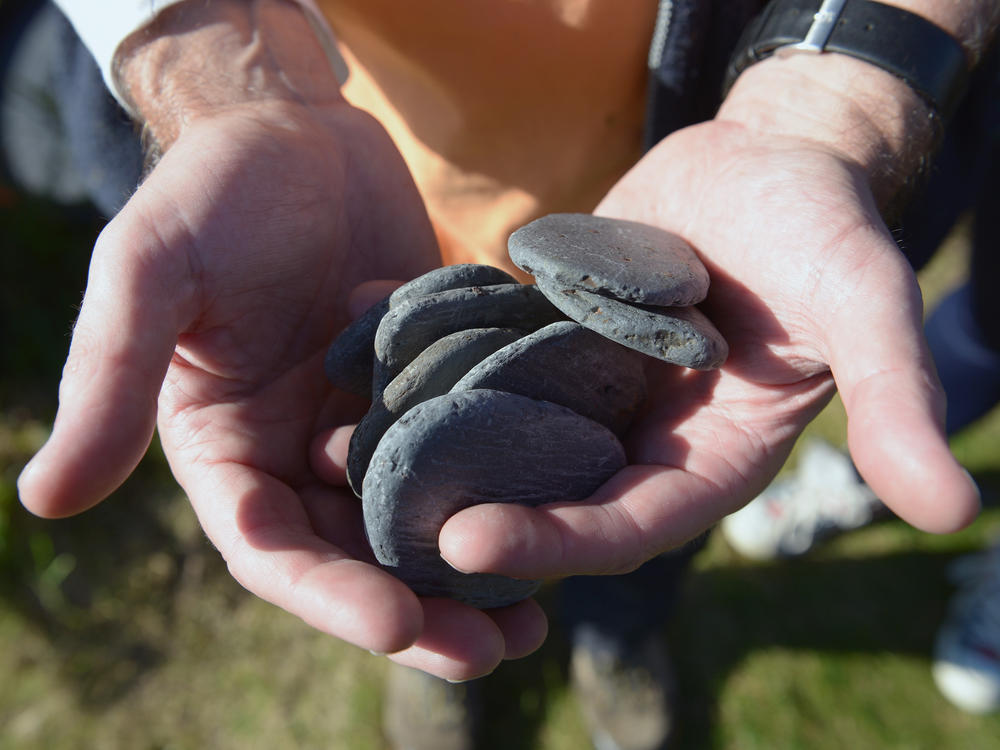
2,182,999,749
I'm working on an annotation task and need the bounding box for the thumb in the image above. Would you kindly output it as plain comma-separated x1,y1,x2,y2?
17,216,187,518
826,247,979,534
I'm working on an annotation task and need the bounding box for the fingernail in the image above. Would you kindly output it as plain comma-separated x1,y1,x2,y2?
446,672,491,684
16,456,38,494
962,468,982,495
369,650,386,656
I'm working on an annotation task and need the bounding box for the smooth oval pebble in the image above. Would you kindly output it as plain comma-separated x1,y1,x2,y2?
508,213,710,306
372,284,566,395
325,264,516,399
450,321,646,436
388,263,519,307
346,327,524,497
536,278,728,370
362,390,626,608
324,296,390,397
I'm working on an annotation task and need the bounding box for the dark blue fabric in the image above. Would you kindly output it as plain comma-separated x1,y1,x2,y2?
0,0,142,217
53,12,144,216
897,38,1000,408
895,41,1000,275
917,48,1000,432
644,0,764,150
925,283,1000,434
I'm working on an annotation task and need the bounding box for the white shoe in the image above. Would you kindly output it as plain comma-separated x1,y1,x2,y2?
932,544,1000,714
720,440,881,560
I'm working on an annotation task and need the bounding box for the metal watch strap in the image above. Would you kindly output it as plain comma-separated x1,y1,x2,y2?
723,0,970,118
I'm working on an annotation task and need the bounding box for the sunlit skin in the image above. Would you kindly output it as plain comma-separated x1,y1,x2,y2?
437,118,977,579
18,0,989,681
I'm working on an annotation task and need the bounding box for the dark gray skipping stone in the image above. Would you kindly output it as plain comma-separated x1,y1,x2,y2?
324,296,390,397
450,321,647,437
508,213,710,307
325,264,516,398
372,283,566,395
535,277,728,370
362,389,626,608
346,327,525,497
388,263,519,307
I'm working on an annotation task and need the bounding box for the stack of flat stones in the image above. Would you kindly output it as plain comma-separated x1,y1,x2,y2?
324,213,727,609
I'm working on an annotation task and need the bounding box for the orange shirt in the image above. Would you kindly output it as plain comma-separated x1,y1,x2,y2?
318,1,658,273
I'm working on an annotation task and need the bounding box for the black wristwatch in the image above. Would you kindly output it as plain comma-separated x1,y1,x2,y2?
723,0,969,118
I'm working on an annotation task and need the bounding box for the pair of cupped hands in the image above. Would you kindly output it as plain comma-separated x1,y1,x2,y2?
17,77,978,682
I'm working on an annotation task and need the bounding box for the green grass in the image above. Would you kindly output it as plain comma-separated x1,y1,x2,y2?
2,195,999,749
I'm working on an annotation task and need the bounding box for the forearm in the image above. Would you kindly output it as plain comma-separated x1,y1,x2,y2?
114,0,344,151
718,0,999,212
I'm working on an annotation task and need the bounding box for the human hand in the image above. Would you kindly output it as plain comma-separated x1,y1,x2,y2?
17,0,546,681
437,51,981,580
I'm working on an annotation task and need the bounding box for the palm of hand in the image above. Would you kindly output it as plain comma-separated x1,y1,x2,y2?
21,102,545,680
610,121,897,512
152,103,434,485
439,120,977,579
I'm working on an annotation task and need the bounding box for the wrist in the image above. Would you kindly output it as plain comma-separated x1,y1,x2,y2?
717,49,937,211
718,0,999,213
114,0,344,151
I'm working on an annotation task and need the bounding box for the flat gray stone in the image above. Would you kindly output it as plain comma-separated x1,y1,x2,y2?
536,278,728,370
388,264,519,307
508,213,710,306
451,321,646,436
362,390,626,608
347,327,524,497
324,296,390,398
325,265,517,398
372,284,566,395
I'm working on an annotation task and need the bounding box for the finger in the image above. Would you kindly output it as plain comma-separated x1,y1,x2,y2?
825,247,980,532
348,279,403,318
192,467,424,655
437,333,834,580
309,425,354,487
299,481,373,563
304,476,547,668
439,464,729,580
484,597,549,660
387,597,507,681
18,216,187,518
